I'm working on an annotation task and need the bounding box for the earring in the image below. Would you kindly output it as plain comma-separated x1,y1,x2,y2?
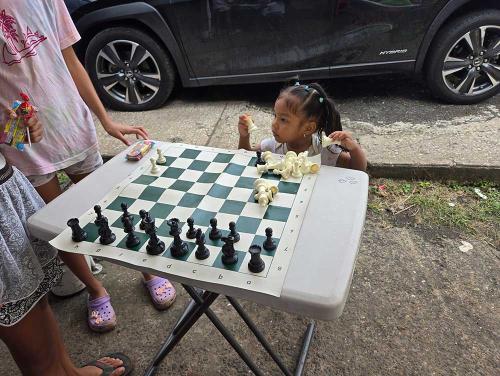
303,134,307,138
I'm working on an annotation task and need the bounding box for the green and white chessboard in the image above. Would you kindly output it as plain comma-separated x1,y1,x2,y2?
50,143,319,297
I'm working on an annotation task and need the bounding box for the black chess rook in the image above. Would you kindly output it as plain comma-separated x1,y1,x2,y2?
248,244,265,273
67,218,87,242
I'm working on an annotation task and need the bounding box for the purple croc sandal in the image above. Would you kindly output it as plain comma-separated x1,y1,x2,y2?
144,277,176,310
87,295,117,333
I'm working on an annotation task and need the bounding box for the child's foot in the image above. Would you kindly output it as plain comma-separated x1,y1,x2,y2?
79,352,132,375
144,277,176,310
87,294,117,333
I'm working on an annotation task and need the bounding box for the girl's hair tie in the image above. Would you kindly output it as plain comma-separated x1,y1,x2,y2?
294,81,300,86
319,97,324,103
304,85,310,92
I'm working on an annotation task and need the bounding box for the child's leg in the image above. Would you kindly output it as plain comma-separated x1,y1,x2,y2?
34,176,107,299
0,296,125,376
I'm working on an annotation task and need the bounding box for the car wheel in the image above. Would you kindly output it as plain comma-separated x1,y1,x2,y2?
85,27,176,111
426,10,500,104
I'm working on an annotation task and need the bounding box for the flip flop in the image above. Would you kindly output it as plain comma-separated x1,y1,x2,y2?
82,352,133,376
144,277,176,310
87,294,117,333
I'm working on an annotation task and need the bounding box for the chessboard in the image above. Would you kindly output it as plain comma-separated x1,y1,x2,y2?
50,143,319,297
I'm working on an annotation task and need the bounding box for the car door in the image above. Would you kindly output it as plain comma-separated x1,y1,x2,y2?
156,1,336,80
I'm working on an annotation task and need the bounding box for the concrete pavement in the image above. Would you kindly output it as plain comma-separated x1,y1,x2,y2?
95,75,500,182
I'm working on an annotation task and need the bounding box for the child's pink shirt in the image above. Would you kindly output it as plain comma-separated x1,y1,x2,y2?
0,0,98,176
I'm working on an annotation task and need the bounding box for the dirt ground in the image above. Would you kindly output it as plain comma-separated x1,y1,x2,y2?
1,209,498,375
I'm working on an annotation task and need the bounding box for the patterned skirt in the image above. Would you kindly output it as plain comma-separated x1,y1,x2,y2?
0,163,62,327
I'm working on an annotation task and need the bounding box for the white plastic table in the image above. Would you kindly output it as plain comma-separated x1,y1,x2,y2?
28,142,368,375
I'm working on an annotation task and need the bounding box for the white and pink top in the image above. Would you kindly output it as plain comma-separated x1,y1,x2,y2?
0,0,98,176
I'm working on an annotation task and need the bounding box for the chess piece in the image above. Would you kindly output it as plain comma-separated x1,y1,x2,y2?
123,216,140,248
248,245,265,273
170,230,188,258
194,228,210,260
321,133,341,147
241,114,257,133
229,221,240,243
256,164,269,174
253,179,278,207
291,159,303,178
166,218,180,236
221,235,238,265
145,217,165,255
150,157,159,174
186,217,197,239
94,205,106,227
67,218,87,242
209,218,222,240
254,151,266,166
97,217,116,245
263,227,276,251
143,212,155,234
156,148,166,164
139,209,147,230
121,202,133,224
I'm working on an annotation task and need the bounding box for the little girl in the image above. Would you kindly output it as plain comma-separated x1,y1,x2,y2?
0,119,132,375
0,0,174,333
238,82,367,171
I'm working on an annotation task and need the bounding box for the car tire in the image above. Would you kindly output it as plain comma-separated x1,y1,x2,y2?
425,10,500,104
85,27,176,111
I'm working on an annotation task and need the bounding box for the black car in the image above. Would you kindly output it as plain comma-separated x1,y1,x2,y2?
66,0,499,111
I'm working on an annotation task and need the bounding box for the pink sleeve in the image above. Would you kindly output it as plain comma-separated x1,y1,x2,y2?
52,0,81,49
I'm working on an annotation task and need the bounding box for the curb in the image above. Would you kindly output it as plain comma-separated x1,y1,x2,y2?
103,155,499,184
368,163,500,184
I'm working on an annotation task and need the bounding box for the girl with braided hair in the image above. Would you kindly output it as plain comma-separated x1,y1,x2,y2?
238,82,366,171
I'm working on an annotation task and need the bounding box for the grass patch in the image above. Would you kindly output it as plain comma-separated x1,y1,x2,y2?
368,178,499,247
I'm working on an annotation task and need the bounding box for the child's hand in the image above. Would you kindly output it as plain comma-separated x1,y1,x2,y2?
103,120,149,146
238,114,250,138
328,131,359,151
25,115,43,143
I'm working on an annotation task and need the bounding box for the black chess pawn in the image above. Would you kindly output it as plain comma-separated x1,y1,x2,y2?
248,245,265,273
186,217,197,239
254,150,266,166
139,209,147,230
67,218,87,242
221,235,238,265
143,212,155,234
170,230,188,258
94,205,106,227
229,221,240,243
120,202,132,224
166,218,180,236
97,217,116,245
209,218,222,240
123,216,140,248
194,228,210,260
263,227,276,251
146,222,165,256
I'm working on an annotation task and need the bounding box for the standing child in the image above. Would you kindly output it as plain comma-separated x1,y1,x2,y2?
238,82,367,171
0,117,133,376
0,0,175,333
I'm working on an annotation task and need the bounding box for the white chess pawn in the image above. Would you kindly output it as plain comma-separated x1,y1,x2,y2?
256,164,269,174
321,133,341,147
156,148,166,164
274,166,291,180
291,160,303,178
262,151,274,162
304,161,320,174
255,192,269,207
150,157,159,174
